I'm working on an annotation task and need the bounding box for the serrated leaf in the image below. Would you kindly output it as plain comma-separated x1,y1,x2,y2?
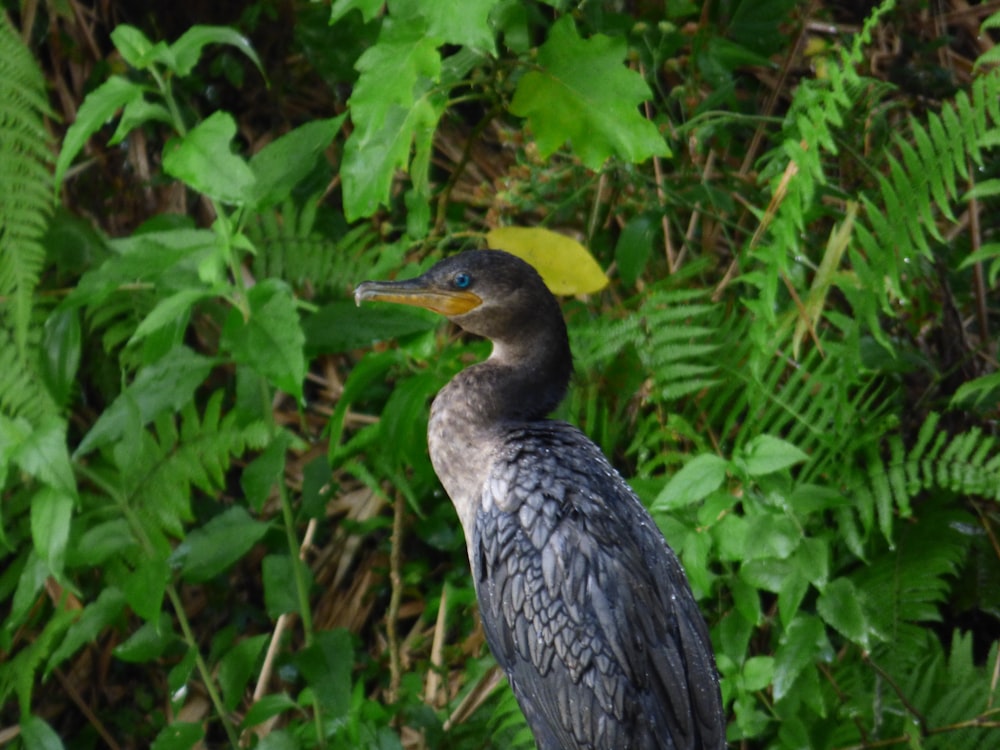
342,20,443,220
417,0,499,53
221,280,306,401
75,346,215,456
162,111,256,205
249,116,344,209
816,577,870,648
486,227,608,295
170,25,264,78
173,506,269,583
509,17,669,168
652,453,729,510
738,434,809,477
55,76,145,190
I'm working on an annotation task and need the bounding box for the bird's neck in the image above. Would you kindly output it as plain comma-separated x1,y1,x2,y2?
427,322,572,536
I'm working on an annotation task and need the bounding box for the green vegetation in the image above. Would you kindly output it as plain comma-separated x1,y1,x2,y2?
1,0,999,747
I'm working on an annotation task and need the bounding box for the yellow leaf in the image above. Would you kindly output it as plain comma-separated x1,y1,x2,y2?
485,227,608,295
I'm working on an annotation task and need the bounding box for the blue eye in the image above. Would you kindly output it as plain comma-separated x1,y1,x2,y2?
454,273,472,289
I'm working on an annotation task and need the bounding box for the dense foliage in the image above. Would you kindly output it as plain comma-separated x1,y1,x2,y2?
1,0,999,748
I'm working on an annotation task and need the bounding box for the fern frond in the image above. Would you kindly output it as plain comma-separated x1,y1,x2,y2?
855,66,1000,309
249,197,385,295
856,413,1000,543
0,14,53,357
0,325,55,422
891,631,999,750
116,390,270,538
572,287,722,405
852,504,971,656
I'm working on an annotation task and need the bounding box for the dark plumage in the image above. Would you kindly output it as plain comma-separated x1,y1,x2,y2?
355,249,725,749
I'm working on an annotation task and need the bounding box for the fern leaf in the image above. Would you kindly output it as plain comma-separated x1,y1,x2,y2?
0,15,53,357
117,390,269,538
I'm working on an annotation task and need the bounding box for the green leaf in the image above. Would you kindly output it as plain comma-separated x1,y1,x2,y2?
129,288,213,346
297,629,353,719
30,487,73,578
241,432,291,512
242,693,299,729
330,0,384,23
219,634,269,711
123,555,170,621
75,346,215,456
816,577,870,648
55,76,144,190
162,111,257,205
0,415,76,495
741,655,774,691
114,612,178,663
174,506,269,583
737,434,809,477
342,21,442,220
416,0,499,52
110,25,169,70
304,300,436,355
170,25,265,78
39,308,81,409
150,722,204,750
249,116,344,209
19,716,64,750
109,97,173,146
221,280,306,401
509,17,669,168
773,614,828,701
652,453,729,510
744,513,801,560
262,555,302,618
615,214,656,286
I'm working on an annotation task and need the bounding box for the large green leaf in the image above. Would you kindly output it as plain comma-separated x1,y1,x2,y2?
509,17,669,168
173,506,269,583
221,280,306,401
341,20,442,220
162,111,256,205
249,116,344,209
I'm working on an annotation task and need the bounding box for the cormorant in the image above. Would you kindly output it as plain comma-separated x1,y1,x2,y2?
355,249,726,750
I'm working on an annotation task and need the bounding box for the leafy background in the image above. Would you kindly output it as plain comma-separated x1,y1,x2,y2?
1,0,999,748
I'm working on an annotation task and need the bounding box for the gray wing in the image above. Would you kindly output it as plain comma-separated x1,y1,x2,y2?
471,422,725,750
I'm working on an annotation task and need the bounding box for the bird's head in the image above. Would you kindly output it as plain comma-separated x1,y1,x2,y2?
354,249,558,344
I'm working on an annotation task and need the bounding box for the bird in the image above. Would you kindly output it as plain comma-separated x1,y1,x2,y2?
355,249,726,750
